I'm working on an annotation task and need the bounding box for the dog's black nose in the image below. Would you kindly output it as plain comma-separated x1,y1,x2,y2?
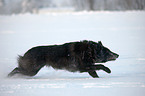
116,54,119,58
113,53,119,58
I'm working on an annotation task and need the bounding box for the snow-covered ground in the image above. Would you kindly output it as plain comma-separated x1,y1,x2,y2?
0,11,145,96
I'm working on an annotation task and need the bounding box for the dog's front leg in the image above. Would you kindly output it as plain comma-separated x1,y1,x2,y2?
91,64,111,73
88,71,99,78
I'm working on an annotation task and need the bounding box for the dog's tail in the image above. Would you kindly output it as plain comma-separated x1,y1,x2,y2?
17,55,24,68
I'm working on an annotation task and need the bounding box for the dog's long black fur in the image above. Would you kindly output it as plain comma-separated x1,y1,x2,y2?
8,40,119,78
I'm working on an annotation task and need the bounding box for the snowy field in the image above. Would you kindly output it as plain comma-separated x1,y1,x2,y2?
0,11,145,96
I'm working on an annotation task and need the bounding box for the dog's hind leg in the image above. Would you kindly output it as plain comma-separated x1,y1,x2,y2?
17,62,45,76
16,55,46,76
8,67,21,77
88,71,99,78
8,57,46,77
8,63,45,77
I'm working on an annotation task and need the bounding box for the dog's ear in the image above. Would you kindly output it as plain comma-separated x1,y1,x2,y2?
98,41,103,45
97,41,103,51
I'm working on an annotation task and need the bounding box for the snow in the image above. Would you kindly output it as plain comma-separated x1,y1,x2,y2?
0,11,145,96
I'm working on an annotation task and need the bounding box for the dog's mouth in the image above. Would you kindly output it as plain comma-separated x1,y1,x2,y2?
108,58,117,62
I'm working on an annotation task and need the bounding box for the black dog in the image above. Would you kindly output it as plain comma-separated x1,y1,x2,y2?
8,40,119,78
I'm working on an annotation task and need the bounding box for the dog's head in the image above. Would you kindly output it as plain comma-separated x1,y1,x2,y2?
92,41,119,63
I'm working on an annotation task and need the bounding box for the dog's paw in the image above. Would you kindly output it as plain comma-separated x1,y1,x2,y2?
103,66,111,73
